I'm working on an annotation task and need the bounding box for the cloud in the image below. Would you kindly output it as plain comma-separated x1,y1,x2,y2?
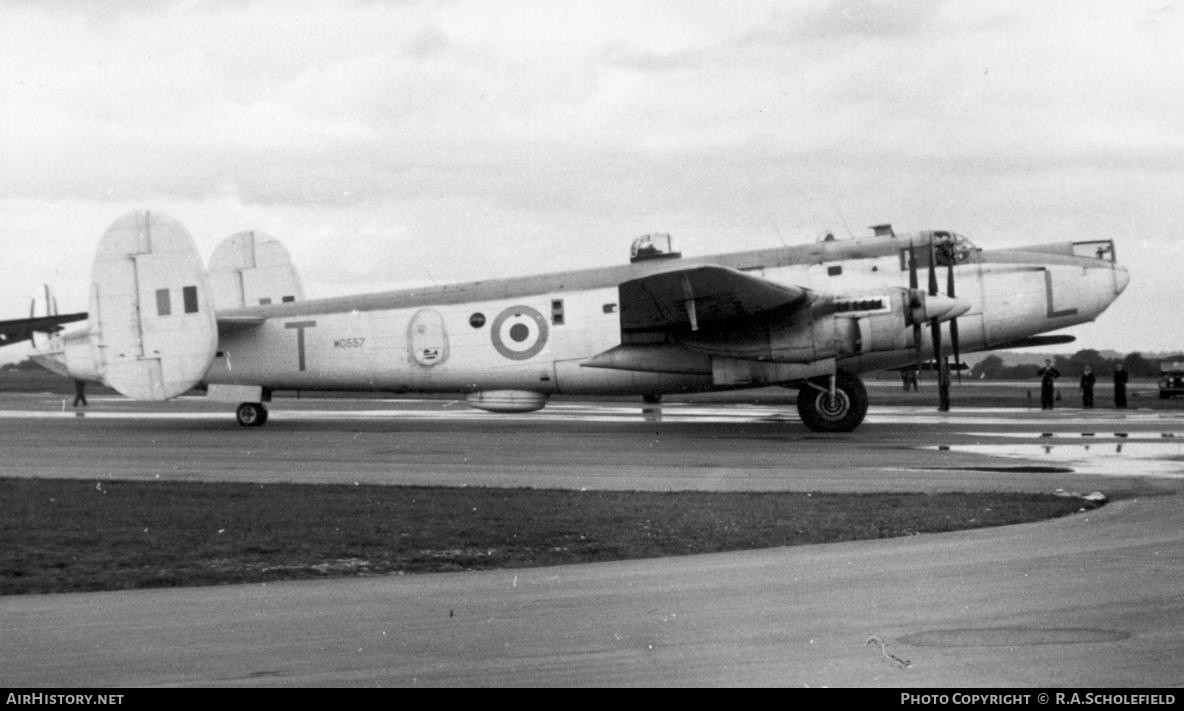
1,1,1182,358
790,0,945,39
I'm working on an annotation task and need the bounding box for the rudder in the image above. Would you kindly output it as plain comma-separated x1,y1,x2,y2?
90,211,217,400
208,231,304,310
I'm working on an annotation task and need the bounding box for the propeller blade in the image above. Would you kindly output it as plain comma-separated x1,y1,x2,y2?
908,244,921,371
908,245,919,290
946,251,955,298
947,256,962,383
928,240,939,296
930,318,942,367
950,317,962,383
930,237,949,410
930,242,943,364
913,325,922,366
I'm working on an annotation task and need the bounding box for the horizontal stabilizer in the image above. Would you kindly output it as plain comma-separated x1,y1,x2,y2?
216,315,267,336
208,231,304,310
91,211,218,401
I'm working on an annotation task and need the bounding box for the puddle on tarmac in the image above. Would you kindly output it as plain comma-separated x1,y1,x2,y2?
924,436,1184,478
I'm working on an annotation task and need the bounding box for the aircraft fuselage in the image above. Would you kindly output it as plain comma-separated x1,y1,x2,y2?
31,213,1129,431
203,233,1128,396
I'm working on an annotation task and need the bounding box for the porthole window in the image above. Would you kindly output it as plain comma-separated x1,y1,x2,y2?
470,313,486,328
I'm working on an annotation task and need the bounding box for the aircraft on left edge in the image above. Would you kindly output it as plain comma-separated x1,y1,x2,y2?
0,285,86,349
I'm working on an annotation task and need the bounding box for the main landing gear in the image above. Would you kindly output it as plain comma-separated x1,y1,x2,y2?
796,370,868,433
236,402,269,427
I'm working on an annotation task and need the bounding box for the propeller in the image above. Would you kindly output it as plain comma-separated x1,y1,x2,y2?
945,244,962,383
908,244,922,372
924,240,952,410
905,235,967,405
927,241,943,375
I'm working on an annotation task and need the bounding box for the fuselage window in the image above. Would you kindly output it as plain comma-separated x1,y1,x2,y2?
470,313,486,328
551,299,565,325
827,265,842,276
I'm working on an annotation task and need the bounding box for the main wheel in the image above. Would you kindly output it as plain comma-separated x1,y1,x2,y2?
235,402,268,427
796,371,868,432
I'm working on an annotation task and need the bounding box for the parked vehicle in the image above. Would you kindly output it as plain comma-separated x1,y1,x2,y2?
1159,362,1184,399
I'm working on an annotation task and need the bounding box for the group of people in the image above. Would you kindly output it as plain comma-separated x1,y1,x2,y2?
1037,359,1128,410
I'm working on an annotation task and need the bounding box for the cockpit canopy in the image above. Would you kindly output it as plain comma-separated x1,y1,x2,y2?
630,233,681,263
930,231,978,267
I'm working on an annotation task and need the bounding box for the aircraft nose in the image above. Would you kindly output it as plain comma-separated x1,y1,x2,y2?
1114,264,1130,295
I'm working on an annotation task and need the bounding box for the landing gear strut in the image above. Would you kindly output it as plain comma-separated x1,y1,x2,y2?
796,370,868,432
235,402,269,427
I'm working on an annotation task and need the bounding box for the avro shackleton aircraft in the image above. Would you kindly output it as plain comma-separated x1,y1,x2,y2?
0,286,87,348
32,211,1128,431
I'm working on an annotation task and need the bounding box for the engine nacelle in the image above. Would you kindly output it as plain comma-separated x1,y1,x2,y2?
831,291,914,356
684,289,914,363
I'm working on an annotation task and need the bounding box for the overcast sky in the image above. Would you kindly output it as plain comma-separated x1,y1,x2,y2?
2,0,1181,364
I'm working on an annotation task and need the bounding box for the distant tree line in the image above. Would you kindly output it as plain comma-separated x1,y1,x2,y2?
970,350,1182,380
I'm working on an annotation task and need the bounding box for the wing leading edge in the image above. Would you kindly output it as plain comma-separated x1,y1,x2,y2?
583,264,818,375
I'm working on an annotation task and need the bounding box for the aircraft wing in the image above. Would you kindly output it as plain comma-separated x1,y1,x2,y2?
0,312,87,347
619,264,809,331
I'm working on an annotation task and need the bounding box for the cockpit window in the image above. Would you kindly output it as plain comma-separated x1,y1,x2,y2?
934,232,977,267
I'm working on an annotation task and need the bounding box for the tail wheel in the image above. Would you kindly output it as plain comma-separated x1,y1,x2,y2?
796,371,868,432
236,402,268,427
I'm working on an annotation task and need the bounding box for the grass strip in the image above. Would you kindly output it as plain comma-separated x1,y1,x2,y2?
1,477,1101,595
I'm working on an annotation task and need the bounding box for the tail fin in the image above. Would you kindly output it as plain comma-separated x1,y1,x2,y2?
30,283,59,318
208,231,304,310
28,284,60,350
89,210,218,400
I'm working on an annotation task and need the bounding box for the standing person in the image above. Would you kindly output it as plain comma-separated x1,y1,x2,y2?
72,379,88,407
1080,365,1096,408
1113,364,1129,408
1038,359,1060,410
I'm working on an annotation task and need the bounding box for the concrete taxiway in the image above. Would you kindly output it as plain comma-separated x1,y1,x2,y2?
2,390,1183,687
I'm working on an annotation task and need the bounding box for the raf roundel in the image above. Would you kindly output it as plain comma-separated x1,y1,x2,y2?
490,305,549,360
